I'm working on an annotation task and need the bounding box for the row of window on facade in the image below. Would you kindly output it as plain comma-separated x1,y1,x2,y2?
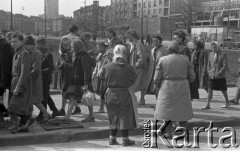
138,0,170,8
138,8,169,16
112,0,169,6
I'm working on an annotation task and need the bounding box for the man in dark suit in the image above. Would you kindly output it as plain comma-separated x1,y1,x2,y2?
0,31,13,127
35,36,60,121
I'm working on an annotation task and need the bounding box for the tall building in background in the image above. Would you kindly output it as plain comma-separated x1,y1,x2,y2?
45,0,59,19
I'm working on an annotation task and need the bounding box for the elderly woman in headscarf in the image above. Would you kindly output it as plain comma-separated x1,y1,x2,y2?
202,41,229,110
190,40,209,100
154,41,195,138
65,39,94,122
101,45,138,146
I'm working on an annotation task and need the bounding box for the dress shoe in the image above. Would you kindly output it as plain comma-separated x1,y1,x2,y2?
11,125,28,134
122,139,135,147
81,117,95,123
109,139,119,145
72,107,81,115
24,118,36,129
8,124,19,131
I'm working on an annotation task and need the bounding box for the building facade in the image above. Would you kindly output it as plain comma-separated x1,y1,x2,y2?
45,0,59,19
73,1,105,36
108,0,204,36
52,18,73,36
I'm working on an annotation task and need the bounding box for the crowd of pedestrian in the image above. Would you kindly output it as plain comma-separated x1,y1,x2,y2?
0,23,238,146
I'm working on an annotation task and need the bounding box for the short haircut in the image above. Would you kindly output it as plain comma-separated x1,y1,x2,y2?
24,35,36,45
81,32,92,40
108,29,116,37
36,36,46,46
11,31,24,41
125,30,139,40
69,24,79,33
173,29,186,42
152,34,163,43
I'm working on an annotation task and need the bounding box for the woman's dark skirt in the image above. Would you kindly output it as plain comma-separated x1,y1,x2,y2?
65,85,83,100
209,78,227,91
105,89,136,130
65,83,94,100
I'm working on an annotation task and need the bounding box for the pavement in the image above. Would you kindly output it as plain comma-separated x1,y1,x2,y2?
0,87,240,147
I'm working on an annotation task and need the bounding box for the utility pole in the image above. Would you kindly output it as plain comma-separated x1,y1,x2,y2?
44,0,47,38
84,0,87,32
10,0,13,31
140,0,144,42
227,0,230,38
146,0,148,42
21,7,24,33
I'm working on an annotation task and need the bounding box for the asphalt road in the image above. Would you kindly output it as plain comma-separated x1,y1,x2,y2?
1,126,240,151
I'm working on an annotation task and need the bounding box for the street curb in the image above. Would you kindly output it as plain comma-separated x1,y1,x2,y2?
0,118,240,147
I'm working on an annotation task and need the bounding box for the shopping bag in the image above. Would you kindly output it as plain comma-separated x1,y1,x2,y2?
81,90,95,107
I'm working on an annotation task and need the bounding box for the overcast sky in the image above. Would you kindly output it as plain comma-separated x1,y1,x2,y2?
0,0,110,17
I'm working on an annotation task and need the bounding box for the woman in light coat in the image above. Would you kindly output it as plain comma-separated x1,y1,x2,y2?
8,32,32,132
145,35,168,102
154,41,195,138
125,30,148,103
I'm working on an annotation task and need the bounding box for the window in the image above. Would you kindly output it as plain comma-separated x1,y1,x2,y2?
164,8,169,16
138,3,141,7
164,0,169,6
148,9,151,15
159,8,162,14
144,2,146,8
154,0,157,6
159,0,162,4
154,9,156,14
148,1,151,7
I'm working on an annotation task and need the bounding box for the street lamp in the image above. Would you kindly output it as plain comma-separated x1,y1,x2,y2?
227,0,230,38
140,0,144,42
10,0,13,30
44,0,47,38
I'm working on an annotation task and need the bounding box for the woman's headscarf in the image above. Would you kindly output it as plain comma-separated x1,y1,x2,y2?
168,41,179,54
112,44,127,63
72,39,83,54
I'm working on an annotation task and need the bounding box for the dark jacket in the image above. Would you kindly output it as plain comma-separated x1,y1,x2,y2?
179,43,191,61
0,38,13,95
40,49,54,84
57,51,73,91
72,51,91,86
